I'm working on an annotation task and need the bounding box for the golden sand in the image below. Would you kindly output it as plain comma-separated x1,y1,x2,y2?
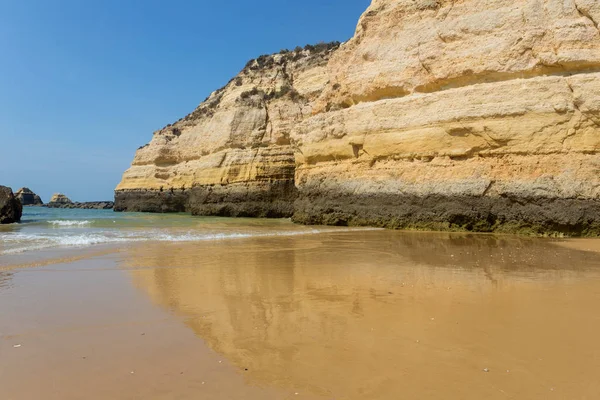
1,230,600,399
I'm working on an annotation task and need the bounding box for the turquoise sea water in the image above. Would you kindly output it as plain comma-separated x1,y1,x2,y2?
0,207,365,255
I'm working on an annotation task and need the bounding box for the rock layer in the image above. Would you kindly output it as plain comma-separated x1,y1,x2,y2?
116,0,600,236
290,0,600,235
46,193,73,207
115,44,339,217
0,186,22,224
15,188,43,206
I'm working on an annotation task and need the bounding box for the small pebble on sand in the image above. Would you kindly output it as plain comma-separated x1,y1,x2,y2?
483,368,490,373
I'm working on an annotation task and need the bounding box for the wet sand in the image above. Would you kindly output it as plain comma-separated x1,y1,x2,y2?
1,230,600,399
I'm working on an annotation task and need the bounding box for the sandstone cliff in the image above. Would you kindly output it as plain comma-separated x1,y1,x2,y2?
117,0,600,235
115,43,339,216
15,188,43,206
0,186,22,224
291,0,600,235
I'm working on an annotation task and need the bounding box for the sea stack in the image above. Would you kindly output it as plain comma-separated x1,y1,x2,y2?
0,186,23,224
15,187,44,206
116,0,600,236
47,193,73,208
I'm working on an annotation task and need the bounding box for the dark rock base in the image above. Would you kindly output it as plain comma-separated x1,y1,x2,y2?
115,187,600,236
114,180,297,218
45,201,114,210
114,189,188,213
0,186,23,224
292,193,600,237
188,181,296,218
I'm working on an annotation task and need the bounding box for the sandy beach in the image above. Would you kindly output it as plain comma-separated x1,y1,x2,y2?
2,230,600,399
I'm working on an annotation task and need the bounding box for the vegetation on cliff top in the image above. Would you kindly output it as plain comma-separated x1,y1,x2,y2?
152,41,340,136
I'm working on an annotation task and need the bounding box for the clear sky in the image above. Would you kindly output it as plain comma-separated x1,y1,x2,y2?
0,0,370,202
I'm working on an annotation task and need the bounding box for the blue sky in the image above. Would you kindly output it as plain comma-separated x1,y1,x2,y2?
0,0,369,202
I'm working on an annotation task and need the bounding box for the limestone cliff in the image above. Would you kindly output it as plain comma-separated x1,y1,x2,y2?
115,43,340,216
117,0,600,235
291,0,600,235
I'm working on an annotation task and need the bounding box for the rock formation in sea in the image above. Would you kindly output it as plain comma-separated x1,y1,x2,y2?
15,187,43,206
0,186,22,224
116,0,600,236
46,193,114,209
46,193,73,208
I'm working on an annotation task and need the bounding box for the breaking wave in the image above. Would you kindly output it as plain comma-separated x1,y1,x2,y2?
0,227,380,255
48,220,92,227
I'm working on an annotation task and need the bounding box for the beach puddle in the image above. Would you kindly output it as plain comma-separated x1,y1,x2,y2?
1,230,600,399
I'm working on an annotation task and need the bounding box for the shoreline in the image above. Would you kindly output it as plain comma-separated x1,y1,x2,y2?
2,229,600,399
2,226,600,272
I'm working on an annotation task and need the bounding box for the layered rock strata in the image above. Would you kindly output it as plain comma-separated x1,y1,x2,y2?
291,0,600,235
15,187,43,206
46,193,73,207
0,186,22,224
115,43,339,217
117,0,600,235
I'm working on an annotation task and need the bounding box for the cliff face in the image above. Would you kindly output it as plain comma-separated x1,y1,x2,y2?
116,0,600,235
291,0,600,235
115,44,339,217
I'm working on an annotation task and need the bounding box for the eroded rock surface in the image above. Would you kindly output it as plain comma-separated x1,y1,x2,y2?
116,0,600,235
15,188,43,206
115,43,339,217
0,186,22,224
46,193,73,208
290,0,600,235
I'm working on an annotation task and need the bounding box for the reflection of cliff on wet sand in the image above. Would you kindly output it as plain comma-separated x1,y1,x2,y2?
124,231,600,399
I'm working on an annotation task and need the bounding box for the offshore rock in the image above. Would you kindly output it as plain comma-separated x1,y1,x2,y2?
15,187,43,206
46,193,114,210
0,186,22,224
59,201,115,210
46,193,73,207
115,43,339,216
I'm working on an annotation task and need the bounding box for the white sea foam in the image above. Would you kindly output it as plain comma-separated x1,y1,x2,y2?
48,220,92,227
0,227,381,255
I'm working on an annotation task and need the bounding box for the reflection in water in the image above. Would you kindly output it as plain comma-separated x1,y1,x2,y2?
123,231,600,399
0,271,13,290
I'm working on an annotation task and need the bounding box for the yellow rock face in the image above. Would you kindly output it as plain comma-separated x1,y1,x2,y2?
115,45,339,215
290,0,600,234
116,0,600,234
117,49,334,192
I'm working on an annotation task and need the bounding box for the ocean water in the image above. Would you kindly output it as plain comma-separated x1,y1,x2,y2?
0,207,369,255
